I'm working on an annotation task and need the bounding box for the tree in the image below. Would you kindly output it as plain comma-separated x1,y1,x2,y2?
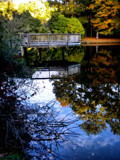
48,0,92,36
61,0,77,17
5,11,42,33
0,0,52,28
0,1,51,34
0,12,32,157
49,12,85,36
18,0,52,24
49,12,69,33
0,0,16,20
67,17,85,35
89,0,120,38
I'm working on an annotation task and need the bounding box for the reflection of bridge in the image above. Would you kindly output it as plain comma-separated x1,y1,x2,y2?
20,33,81,48
32,63,80,79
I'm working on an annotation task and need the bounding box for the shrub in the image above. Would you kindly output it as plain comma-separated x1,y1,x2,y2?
67,17,85,36
49,12,85,36
49,12,69,33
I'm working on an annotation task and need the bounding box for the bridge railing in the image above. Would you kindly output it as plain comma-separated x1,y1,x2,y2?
20,33,81,47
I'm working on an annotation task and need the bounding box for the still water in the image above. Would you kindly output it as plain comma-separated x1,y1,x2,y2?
22,45,120,160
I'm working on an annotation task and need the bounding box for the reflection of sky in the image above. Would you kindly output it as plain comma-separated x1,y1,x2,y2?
32,71,63,79
28,79,55,104
18,79,120,160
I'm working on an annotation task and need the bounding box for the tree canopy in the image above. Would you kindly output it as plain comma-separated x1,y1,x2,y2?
49,12,85,36
0,0,120,37
89,0,120,36
18,0,52,24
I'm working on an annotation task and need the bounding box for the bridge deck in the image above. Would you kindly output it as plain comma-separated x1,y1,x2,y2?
20,33,81,48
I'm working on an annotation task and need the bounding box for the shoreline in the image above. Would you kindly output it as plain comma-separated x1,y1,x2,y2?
81,37,120,45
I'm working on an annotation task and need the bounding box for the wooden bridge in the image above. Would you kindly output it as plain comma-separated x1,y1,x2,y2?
20,33,81,48
32,63,81,79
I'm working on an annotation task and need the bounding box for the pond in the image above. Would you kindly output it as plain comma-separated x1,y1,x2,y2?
22,45,120,160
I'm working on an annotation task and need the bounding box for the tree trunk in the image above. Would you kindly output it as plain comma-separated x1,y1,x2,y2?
96,31,99,39
90,15,92,37
96,46,99,53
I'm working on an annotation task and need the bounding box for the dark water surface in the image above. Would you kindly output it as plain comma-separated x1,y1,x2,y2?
22,45,120,160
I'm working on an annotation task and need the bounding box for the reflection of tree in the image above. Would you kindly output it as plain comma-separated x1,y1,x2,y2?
23,100,80,159
0,75,30,156
26,46,84,66
87,49,118,84
80,120,107,135
66,46,84,62
52,48,120,135
0,73,80,159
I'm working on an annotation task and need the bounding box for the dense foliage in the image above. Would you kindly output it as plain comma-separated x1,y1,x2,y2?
0,15,26,76
89,0,120,37
0,0,120,37
49,12,85,36
8,11,42,33
48,0,120,37
0,8,29,159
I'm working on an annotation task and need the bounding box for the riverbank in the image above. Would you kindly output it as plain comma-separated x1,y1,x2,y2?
81,37,120,46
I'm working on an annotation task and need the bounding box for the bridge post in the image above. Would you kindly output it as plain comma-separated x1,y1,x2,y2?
62,47,67,60
21,46,24,56
62,47,64,60
96,46,99,53
38,48,42,61
67,34,69,46
48,34,50,47
23,47,29,65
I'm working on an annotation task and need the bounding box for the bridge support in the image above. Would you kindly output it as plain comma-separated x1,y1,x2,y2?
23,47,29,65
62,47,67,60
38,48,42,61
23,47,27,57
21,46,24,56
21,46,28,57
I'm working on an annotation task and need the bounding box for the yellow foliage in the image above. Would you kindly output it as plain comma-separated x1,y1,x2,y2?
90,0,120,34
0,0,53,23
57,98,69,107
89,4,95,10
0,1,16,20
18,0,53,24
